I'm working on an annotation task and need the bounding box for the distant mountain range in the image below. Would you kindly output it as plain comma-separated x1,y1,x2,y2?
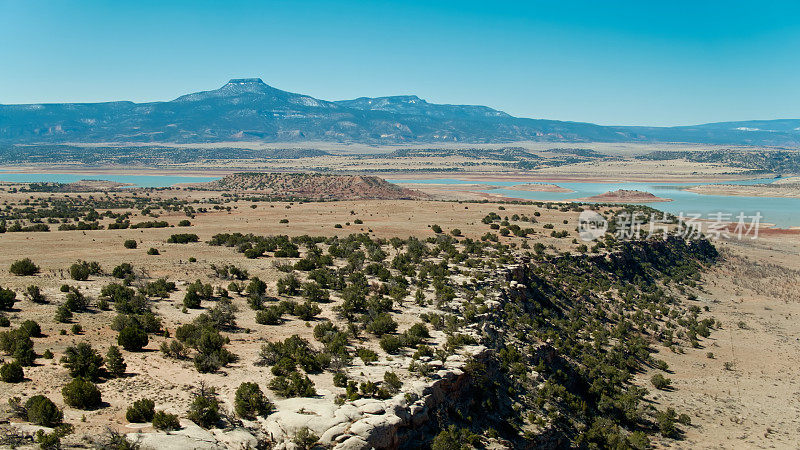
1,78,799,146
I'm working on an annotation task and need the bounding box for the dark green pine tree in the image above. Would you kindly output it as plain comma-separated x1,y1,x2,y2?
105,345,126,378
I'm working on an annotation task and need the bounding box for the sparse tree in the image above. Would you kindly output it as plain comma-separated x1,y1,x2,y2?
105,345,126,378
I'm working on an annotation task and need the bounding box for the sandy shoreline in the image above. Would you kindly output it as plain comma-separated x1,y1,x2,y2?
684,183,800,199
504,183,573,193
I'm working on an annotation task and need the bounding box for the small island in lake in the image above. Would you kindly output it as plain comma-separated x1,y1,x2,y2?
578,189,672,203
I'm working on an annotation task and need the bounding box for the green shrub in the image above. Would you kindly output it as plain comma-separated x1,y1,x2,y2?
126,398,155,423
258,335,324,374
627,431,650,450
406,322,430,339
13,338,36,366
105,345,126,378
255,307,282,325
0,287,16,310
1,361,24,382
383,371,402,394
10,258,39,276
301,282,329,303
365,313,397,336
64,288,89,312
292,427,319,450
61,342,104,380
183,280,213,309
118,326,149,351
234,382,273,419
54,304,73,323
292,301,321,321
228,281,242,294
333,372,348,388
140,278,176,299
19,320,41,338
656,408,678,437
62,378,102,410
160,339,183,359
69,262,92,281
34,429,63,449
651,373,672,390
123,239,137,249
112,263,134,279
269,372,316,398
379,335,405,354
1,329,36,366
246,277,267,297
187,386,220,428
178,220,191,227
445,333,476,350
356,347,378,364
147,248,160,255
175,322,236,373
167,233,199,244
152,410,181,431
431,425,480,450
277,274,301,296
25,395,63,427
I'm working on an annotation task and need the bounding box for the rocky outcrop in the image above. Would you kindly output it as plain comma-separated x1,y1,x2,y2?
115,346,488,450
262,346,488,450
125,421,258,450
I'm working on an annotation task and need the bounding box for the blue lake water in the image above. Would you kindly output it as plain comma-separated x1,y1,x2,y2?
0,172,219,188
389,178,800,228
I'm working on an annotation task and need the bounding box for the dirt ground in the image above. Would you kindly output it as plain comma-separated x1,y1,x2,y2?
640,234,800,449
685,182,800,199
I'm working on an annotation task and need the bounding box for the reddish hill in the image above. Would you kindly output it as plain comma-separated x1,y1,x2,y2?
581,189,671,203
201,173,425,200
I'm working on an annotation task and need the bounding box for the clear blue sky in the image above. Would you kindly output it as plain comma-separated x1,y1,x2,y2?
1,0,798,126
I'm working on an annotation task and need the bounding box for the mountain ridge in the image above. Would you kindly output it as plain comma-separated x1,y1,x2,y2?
1,78,799,146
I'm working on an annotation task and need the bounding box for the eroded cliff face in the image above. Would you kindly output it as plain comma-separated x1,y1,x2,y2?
121,236,717,449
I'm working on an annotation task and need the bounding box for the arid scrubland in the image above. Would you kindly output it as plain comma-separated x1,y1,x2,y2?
0,178,796,449
2,142,789,183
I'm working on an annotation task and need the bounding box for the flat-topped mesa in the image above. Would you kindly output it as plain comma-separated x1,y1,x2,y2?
219,78,273,93
172,77,278,102
225,78,266,86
